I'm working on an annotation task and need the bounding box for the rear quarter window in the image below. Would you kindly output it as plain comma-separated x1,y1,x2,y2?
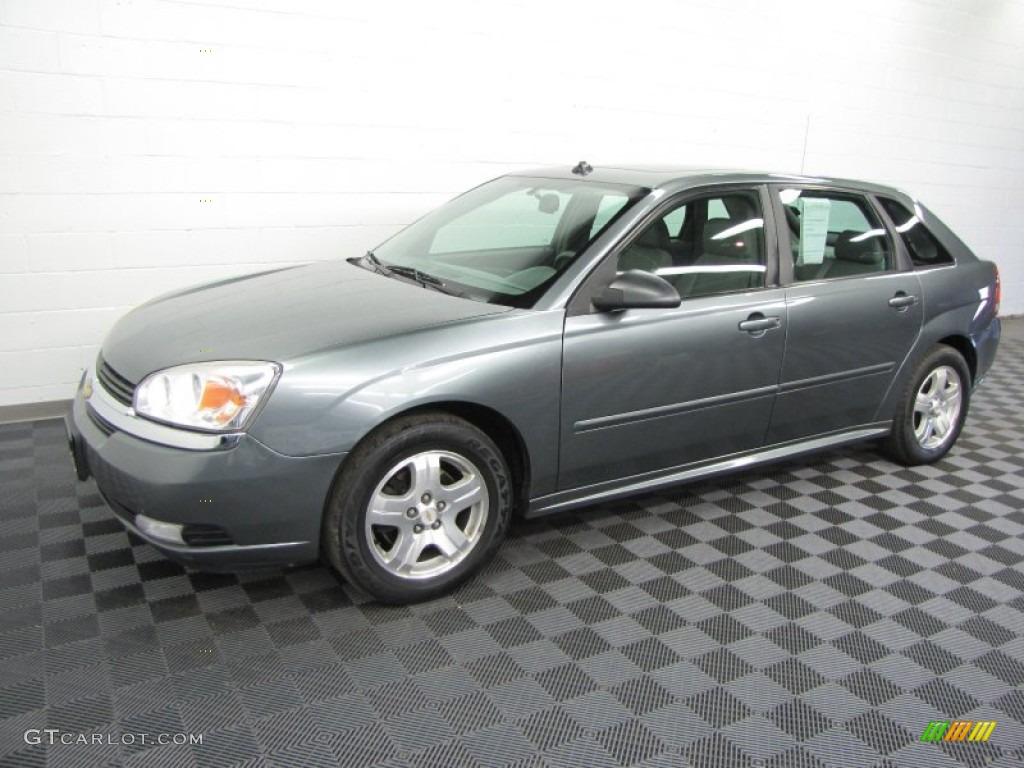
879,198,955,268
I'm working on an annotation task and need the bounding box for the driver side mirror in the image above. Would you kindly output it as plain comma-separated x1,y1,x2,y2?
593,270,681,312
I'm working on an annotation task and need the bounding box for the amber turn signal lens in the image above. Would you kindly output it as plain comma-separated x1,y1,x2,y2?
199,380,246,421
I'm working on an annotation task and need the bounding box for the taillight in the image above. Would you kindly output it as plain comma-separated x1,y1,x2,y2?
994,266,1001,315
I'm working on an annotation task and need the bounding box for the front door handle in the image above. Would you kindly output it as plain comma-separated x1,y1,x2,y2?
738,314,781,334
888,292,918,311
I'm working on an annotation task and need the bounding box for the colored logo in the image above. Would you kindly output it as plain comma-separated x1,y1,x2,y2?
920,721,996,742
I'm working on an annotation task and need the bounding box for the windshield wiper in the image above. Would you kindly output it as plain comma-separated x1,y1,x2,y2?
386,264,443,287
357,252,467,297
389,265,470,298
353,250,390,275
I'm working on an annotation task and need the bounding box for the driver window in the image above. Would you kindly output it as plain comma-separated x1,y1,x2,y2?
616,190,766,299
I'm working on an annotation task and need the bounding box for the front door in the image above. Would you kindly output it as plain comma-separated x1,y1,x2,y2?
559,187,787,491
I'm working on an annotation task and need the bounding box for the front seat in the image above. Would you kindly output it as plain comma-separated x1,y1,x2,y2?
619,219,672,273
674,218,762,297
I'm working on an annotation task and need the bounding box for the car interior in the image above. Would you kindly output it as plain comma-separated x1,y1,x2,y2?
618,192,767,299
417,183,899,305
784,195,893,281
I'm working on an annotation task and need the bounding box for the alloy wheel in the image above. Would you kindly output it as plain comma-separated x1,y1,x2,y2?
912,365,962,450
364,450,488,580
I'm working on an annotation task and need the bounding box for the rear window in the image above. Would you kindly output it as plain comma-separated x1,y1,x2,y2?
878,198,954,268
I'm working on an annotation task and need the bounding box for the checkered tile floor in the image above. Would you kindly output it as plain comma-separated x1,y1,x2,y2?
2,343,1023,768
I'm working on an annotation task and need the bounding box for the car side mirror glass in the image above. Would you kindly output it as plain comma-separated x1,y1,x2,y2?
593,270,681,312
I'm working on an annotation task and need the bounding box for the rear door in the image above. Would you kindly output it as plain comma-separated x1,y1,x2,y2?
766,186,923,444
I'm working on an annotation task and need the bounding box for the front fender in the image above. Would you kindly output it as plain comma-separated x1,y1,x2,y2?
250,310,565,496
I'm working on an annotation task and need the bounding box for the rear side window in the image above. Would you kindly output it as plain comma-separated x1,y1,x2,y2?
780,189,892,282
878,198,955,268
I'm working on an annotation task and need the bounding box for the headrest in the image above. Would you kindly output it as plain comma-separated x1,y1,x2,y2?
637,219,670,250
702,219,747,258
834,230,886,265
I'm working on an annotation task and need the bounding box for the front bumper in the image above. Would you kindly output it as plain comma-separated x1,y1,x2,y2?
66,370,344,570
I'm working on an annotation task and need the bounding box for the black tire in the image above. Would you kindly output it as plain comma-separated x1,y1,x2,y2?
882,345,971,465
322,412,513,604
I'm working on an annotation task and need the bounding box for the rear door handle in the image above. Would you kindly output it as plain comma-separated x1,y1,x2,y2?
888,292,918,310
738,314,781,334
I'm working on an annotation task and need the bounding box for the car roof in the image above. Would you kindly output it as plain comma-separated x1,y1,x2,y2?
508,164,909,200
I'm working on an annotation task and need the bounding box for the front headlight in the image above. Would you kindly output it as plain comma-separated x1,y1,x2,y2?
134,361,280,432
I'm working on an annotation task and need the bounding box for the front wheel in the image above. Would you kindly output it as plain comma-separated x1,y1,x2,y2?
882,345,970,465
323,413,513,603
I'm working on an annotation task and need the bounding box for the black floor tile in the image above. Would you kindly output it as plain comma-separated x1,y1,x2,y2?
2,341,1024,766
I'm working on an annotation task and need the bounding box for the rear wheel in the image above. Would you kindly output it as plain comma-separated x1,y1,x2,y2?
323,412,512,603
882,346,970,465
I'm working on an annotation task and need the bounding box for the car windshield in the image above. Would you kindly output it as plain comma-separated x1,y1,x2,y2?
366,176,647,307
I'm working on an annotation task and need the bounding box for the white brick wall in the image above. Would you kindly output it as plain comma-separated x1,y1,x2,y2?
1,0,1023,406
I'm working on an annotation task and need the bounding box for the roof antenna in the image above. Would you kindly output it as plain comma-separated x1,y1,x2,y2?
571,160,593,176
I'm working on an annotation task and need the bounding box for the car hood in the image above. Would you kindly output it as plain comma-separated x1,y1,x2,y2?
100,260,510,384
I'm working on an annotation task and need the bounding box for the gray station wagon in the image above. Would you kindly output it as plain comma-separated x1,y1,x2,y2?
66,164,1001,602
